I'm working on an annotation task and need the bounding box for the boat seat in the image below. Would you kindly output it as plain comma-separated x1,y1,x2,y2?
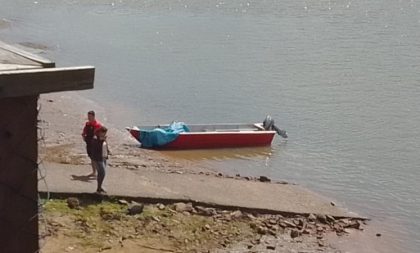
254,123,265,130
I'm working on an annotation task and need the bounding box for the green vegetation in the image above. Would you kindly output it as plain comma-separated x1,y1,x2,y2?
41,199,254,252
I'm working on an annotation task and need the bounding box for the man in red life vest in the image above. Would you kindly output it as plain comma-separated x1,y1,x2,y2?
82,111,102,177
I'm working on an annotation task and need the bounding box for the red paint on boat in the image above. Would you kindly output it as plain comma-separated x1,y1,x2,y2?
129,129,140,140
163,132,275,149
127,128,276,150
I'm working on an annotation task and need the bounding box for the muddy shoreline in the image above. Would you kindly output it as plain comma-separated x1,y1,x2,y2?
38,92,389,253
38,92,217,176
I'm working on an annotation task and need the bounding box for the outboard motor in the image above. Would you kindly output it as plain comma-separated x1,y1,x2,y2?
263,115,274,130
263,115,288,138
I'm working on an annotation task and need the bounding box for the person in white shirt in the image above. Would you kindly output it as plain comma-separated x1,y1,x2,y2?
91,126,110,194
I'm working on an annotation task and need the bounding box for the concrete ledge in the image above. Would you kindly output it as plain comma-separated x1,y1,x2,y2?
0,40,55,68
40,163,365,219
0,66,95,98
39,191,367,220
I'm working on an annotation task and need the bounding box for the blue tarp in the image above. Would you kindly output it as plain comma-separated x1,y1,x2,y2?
139,122,190,148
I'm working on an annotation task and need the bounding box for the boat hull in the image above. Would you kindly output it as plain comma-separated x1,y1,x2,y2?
164,131,275,149
128,128,276,150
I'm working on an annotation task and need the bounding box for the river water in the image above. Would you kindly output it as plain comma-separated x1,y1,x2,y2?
1,0,419,251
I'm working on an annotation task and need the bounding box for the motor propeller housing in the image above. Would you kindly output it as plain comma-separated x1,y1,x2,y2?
263,115,288,138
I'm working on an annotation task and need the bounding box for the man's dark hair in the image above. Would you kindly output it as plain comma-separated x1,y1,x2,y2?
97,126,108,133
88,110,95,116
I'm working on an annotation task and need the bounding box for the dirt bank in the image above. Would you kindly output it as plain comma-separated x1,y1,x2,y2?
40,197,367,253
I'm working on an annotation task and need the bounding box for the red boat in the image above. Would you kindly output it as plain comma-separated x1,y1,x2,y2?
126,117,287,150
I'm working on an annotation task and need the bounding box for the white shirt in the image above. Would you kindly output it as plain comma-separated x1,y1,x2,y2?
102,141,109,159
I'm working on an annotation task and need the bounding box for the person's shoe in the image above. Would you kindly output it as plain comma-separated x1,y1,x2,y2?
88,173,97,178
99,188,107,194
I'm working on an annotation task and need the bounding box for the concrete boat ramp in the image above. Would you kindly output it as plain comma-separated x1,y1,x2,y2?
40,163,361,218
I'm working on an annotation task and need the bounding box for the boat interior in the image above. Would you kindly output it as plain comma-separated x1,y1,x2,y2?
136,123,267,132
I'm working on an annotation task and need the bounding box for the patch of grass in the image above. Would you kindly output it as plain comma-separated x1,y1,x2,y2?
43,199,128,249
43,199,73,215
138,205,173,219
84,201,126,218
42,199,255,252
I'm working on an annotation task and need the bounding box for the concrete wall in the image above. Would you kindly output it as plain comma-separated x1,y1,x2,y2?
0,95,38,253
